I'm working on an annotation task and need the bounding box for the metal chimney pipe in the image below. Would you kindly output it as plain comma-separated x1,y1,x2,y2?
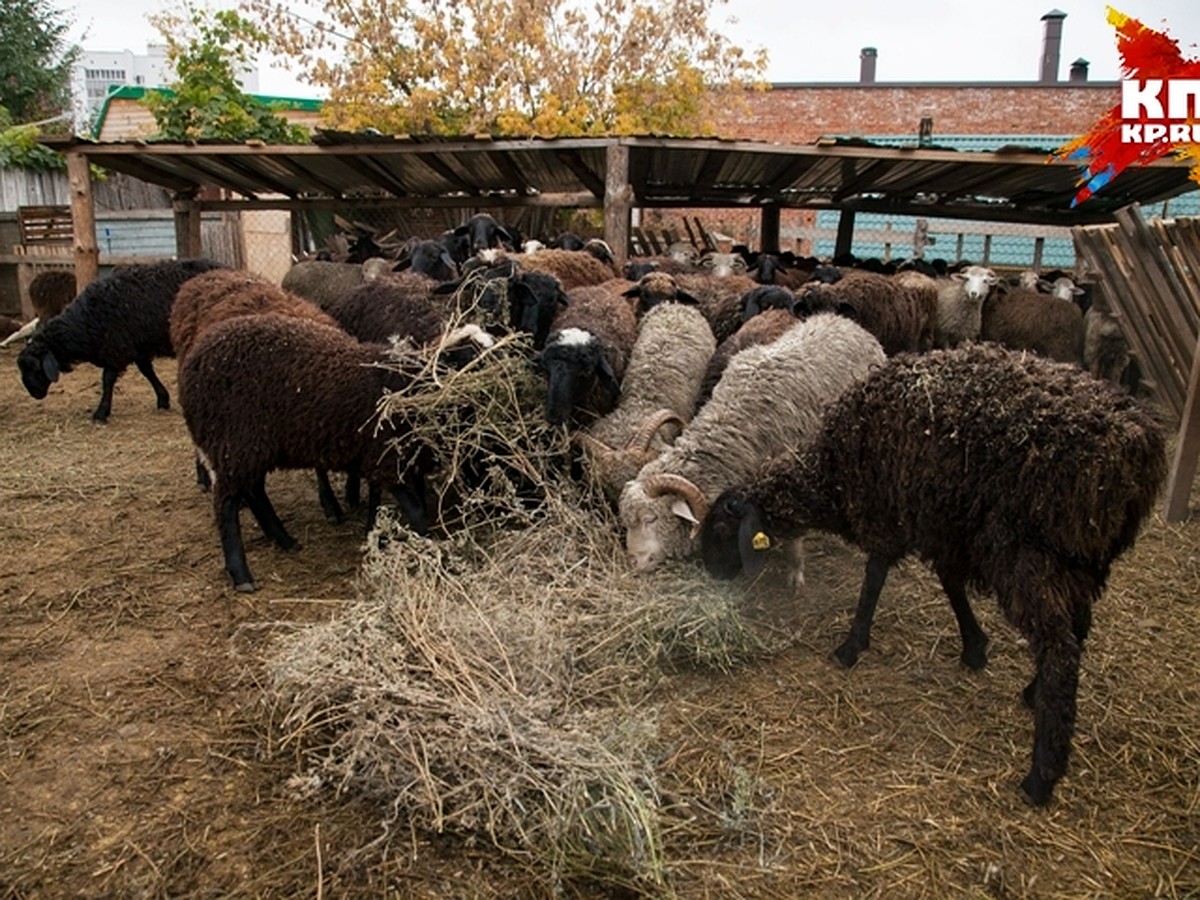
1040,10,1067,83
1069,58,1089,82
860,47,877,84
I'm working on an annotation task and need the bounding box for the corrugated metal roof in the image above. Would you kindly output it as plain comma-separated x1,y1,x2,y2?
43,132,1198,227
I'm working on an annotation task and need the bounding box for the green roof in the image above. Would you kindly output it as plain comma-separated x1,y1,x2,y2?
90,85,323,139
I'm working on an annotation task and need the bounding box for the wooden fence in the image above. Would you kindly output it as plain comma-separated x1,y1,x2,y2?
1073,204,1200,522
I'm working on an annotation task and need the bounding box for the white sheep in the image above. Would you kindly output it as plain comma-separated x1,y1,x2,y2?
618,312,886,585
933,264,999,348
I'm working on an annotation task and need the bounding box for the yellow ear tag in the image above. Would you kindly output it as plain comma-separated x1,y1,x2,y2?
752,531,771,551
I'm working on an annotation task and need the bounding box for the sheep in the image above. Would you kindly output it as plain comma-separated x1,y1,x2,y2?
16,258,225,422
393,239,458,282
980,285,1085,365
1,315,23,341
574,301,717,501
179,313,441,593
619,313,886,582
618,271,701,311
697,308,804,411
1084,301,1132,385
324,274,446,345
454,213,514,255
933,264,999,348
435,262,570,350
518,248,618,289
674,272,761,343
29,270,77,321
697,343,1167,806
169,267,362,521
279,257,393,310
797,269,938,356
539,279,639,426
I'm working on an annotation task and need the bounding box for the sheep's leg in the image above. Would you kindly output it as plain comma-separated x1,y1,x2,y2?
1023,601,1091,707
217,492,255,593
392,469,430,535
834,552,893,667
93,366,119,422
934,566,989,670
194,454,212,491
344,464,362,508
315,469,344,524
244,477,298,551
135,356,170,410
1020,609,1082,806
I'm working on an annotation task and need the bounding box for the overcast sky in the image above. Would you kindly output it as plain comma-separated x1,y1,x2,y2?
63,0,1200,99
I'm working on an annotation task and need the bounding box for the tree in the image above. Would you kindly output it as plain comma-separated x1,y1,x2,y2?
0,0,79,127
143,3,309,143
242,0,767,136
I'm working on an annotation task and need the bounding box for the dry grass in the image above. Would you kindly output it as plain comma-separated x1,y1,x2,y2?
1,344,1197,898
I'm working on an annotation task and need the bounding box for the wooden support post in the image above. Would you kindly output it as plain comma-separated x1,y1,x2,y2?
604,143,632,269
834,208,856,259
760,204,781,254
66,152,98,290
1033,236,1045,270
173,194,203,258
1164,333,1200,522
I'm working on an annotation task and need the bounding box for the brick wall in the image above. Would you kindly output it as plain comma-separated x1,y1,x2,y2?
720,82,1119,143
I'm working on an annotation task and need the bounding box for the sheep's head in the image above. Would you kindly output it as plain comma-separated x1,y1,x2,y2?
952,265,999,303
1047,276,1085,303
537,328,618,425
619,473,709,572
622,272,699,311
741,285,798,321
17,337,63,400
454,213,513,253
698,487,772,580
510,271,569,348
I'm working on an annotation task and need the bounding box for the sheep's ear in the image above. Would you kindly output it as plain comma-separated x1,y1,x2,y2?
670,497,701,526
598,356,621,400
675,290,700,306
496,225,515,245
393,257,413,271
742,297,763,321
737,513,771,579
620,285,641,298
432,278,463,294
452,223,469,237
41,351,60,384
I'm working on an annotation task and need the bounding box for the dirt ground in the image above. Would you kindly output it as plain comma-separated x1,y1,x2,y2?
1,351,1198,898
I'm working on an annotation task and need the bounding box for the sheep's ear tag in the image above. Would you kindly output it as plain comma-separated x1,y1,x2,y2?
752,531,771,551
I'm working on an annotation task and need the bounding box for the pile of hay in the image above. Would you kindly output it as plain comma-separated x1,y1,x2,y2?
266,331,784,892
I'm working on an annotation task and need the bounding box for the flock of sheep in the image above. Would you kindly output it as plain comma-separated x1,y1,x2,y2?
7,213,1167,808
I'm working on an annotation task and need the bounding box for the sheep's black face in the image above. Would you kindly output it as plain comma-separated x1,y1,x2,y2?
16,342,61,400
699,489,770,580
539,331,603,425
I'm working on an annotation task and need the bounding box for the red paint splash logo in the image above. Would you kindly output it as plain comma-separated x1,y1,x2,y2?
1052,7,1200,206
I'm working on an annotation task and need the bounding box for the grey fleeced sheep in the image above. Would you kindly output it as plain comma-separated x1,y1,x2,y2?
179,313,438,593
619,312,886,582
16,258,225,422
933,265,999,348
698,344,1166,806
540,279,639,425
575,301,717,500
798,269,938,356
1083,302,1131,384
280,257,393,310
980,285,1084,365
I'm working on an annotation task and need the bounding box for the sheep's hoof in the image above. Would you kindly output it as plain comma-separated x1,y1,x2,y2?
833,639,861,668
234,581,256,593
961,642,989,671
1018,771,1054,807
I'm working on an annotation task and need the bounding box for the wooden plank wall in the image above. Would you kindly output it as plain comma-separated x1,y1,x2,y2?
1073,203,1200,522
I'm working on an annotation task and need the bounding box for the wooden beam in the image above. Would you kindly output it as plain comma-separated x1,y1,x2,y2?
555,149,606,197
760,204,781,253
604,143,632,266
173,196,203,258
67,152,98,289
1164,333,1200,521
834,208,856,258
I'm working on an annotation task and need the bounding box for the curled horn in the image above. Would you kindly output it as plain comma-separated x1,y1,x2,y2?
626,409,686,453
641,472,710,535
572,431,616,458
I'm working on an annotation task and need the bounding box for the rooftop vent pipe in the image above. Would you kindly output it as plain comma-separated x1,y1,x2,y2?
860,47,877,84
1040,9,1067,83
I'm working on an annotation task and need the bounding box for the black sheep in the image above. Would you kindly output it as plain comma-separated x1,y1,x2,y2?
699,344,1167,806
17,258,224,422
179,313,437,592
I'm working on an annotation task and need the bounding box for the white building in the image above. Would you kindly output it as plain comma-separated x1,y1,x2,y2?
71,45,261,130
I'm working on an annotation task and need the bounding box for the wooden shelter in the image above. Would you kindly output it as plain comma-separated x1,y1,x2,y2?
38,132,1200,519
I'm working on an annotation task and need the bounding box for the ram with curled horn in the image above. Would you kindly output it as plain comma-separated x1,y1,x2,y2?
575,409,688,504
618,313,886,583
